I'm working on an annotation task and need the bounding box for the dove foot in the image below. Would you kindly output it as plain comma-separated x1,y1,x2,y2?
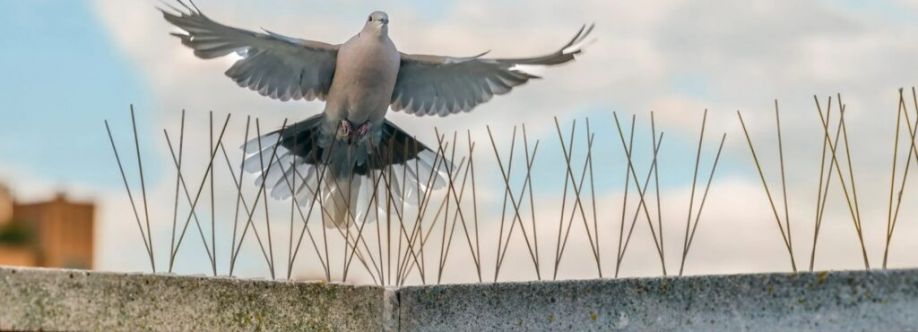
340,120,354,137
339,120,372,140
356,122,371,137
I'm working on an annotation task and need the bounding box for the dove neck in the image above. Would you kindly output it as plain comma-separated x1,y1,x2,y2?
361,24,389,39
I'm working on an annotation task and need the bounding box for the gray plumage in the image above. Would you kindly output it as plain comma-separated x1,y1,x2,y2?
161,1,592,228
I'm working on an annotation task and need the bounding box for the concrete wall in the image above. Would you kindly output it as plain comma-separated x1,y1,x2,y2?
2,266,917,331
0,267,395,331
398,269,918,331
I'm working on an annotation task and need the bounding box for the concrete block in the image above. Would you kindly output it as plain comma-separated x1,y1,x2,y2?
396,269,918,331
0,266,394,331
4,265,918,331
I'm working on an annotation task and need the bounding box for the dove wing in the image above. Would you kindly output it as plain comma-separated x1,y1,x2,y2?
162,2,339,102
390,24,593,117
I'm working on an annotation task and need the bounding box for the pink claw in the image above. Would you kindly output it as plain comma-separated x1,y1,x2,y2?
357,123,371,137
340,120,353,136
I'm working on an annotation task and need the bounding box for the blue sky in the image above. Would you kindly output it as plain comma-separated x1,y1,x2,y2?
4,0,918,281
2,0,915,192
0,1,153,189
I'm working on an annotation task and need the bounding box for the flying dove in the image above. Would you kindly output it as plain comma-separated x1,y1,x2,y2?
161,1,592,228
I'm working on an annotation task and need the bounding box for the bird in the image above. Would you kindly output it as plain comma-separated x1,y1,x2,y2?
160,1,593,228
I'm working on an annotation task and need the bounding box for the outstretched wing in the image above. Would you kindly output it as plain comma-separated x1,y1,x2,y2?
390,24,594,117
161,1,338,102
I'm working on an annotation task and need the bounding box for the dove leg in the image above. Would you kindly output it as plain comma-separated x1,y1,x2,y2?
338,119,373,140
339,120,353,137
356,122,372,137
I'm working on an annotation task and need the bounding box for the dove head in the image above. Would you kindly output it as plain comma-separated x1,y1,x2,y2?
364,11,390,35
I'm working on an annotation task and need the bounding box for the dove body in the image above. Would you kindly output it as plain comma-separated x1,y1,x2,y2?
162,3,591,227
326,11,399,140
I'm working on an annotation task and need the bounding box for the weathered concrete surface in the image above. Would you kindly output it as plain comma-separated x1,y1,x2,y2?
397,269,918,332
3,266,918,331
0,266,395,331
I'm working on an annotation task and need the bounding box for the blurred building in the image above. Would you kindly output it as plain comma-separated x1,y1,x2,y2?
0,184,11,225
0,185,94,269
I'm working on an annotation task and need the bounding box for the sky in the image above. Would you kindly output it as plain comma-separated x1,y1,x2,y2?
2,0,918,283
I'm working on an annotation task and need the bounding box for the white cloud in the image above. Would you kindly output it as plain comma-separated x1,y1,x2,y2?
81,0,918,282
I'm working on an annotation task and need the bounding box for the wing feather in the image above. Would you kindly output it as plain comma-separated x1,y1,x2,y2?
161,2,338,102
390,24,593,117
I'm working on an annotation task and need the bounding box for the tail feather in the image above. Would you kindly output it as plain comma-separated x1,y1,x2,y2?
354,171,378,224
242,132,280,154
243,139,285,173
241,114,450,229
258,152,293,187
323,173,360,228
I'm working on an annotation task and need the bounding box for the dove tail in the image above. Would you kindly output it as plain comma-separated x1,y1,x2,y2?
241,115,450,229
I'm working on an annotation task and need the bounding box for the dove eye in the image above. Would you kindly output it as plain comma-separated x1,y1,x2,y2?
368,16,372,22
